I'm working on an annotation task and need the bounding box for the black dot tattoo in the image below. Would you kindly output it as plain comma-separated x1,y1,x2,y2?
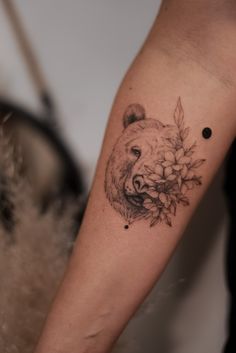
124,225,129,230
202,127,212,139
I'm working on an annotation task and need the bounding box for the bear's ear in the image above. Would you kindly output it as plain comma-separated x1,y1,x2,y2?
123,104,146,128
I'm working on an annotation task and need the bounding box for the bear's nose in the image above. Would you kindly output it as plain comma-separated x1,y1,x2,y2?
133,175,149,193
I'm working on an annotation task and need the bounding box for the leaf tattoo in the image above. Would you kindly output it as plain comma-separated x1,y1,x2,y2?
174,97,184,128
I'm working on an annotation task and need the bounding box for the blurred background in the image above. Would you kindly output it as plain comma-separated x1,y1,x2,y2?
0,1,229,352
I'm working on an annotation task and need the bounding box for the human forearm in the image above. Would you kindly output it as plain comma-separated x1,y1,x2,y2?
35,4,236,353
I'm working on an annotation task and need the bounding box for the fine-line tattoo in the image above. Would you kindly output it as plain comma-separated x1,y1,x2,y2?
104,98,206,227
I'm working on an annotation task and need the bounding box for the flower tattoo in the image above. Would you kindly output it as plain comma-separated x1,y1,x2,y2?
104,98,206,227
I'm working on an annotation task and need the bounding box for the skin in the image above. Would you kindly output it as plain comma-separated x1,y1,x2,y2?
35,1,236,352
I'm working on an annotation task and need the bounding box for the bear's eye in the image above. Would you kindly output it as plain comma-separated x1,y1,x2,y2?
131,147,141,158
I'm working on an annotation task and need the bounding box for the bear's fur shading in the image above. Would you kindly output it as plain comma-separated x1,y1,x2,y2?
105,104,179,224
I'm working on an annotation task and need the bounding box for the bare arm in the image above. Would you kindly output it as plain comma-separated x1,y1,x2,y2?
35,1,236,352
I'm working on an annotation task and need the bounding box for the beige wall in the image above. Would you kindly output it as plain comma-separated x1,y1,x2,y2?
0,1,229,352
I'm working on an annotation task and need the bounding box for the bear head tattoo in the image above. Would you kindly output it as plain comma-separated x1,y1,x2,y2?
104,98,205,227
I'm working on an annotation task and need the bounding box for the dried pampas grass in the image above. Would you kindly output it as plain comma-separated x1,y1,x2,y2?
0,125,80,353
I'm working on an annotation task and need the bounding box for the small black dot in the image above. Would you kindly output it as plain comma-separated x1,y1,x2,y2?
124,225,129,230
202,127,212,139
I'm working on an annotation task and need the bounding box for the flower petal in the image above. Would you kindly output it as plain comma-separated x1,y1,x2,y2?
156,179,166,184
147,189,159,198
148,173,162,182
162,207,170,214
177,176,182,189
152,209,160,218
175,148,184,161
181,165,188,179
170,202,176,215
164,166,173,178
172,164,183,171
143,176,156,187
164,151,175,163
178,156,191,164
162,160,173,168
159,192,167,204
143,198,157,211
154,164,164,176
159,193,171,208
167,174,176,181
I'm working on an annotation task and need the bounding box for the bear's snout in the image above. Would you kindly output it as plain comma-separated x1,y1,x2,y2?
133,175,149,193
